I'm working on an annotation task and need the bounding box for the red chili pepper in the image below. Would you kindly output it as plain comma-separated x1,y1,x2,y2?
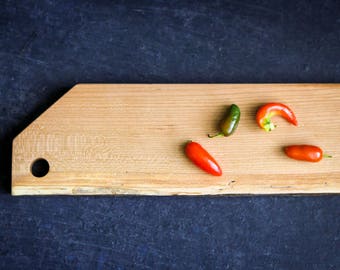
256,103,298,132
185,141,222,176
284,145,332,162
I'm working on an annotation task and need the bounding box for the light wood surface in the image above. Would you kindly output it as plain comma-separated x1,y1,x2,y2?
12,84,340,195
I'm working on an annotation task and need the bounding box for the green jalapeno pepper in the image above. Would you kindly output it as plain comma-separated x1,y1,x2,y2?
208,104,241,138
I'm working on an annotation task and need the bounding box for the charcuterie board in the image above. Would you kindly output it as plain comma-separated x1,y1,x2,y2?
12,84,340,195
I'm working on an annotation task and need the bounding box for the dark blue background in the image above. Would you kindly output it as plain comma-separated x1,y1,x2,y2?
1,1,339,269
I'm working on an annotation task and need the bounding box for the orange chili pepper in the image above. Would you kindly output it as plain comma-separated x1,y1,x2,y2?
185,141,222,176
256,103,298,132
284,145,332,162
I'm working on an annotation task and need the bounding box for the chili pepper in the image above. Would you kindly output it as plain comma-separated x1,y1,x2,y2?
208,104,241,138
185,141,222,176
256,103,298,132
284,145,332,162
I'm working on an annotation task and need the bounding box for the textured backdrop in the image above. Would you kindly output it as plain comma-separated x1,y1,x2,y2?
0,0,339,269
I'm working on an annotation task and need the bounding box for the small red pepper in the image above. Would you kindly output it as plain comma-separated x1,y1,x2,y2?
185,141,222,176
256,103,298,132
284,145,332,162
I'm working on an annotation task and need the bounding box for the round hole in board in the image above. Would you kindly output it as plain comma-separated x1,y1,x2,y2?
31,158,49,178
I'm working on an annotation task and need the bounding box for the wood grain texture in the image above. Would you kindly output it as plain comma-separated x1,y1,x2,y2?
12,84,340,195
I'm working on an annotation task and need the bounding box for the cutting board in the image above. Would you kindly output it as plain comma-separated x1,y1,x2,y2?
12,84,340,195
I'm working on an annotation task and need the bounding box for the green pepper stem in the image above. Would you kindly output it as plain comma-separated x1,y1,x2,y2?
208,133,224,138
323,154,332,158
263,119,277,132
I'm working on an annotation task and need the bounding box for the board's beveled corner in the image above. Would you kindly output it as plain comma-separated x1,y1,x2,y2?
11,83,80,137
11,84,83,196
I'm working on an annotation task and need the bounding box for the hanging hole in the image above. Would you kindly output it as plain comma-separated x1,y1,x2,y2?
31,158,49,177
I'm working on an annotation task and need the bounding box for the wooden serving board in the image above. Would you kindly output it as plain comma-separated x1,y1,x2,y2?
12,84,340,195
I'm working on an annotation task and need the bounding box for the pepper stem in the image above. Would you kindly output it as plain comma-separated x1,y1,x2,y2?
263,118,276,132
208,133,224,138
323,154,332,158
